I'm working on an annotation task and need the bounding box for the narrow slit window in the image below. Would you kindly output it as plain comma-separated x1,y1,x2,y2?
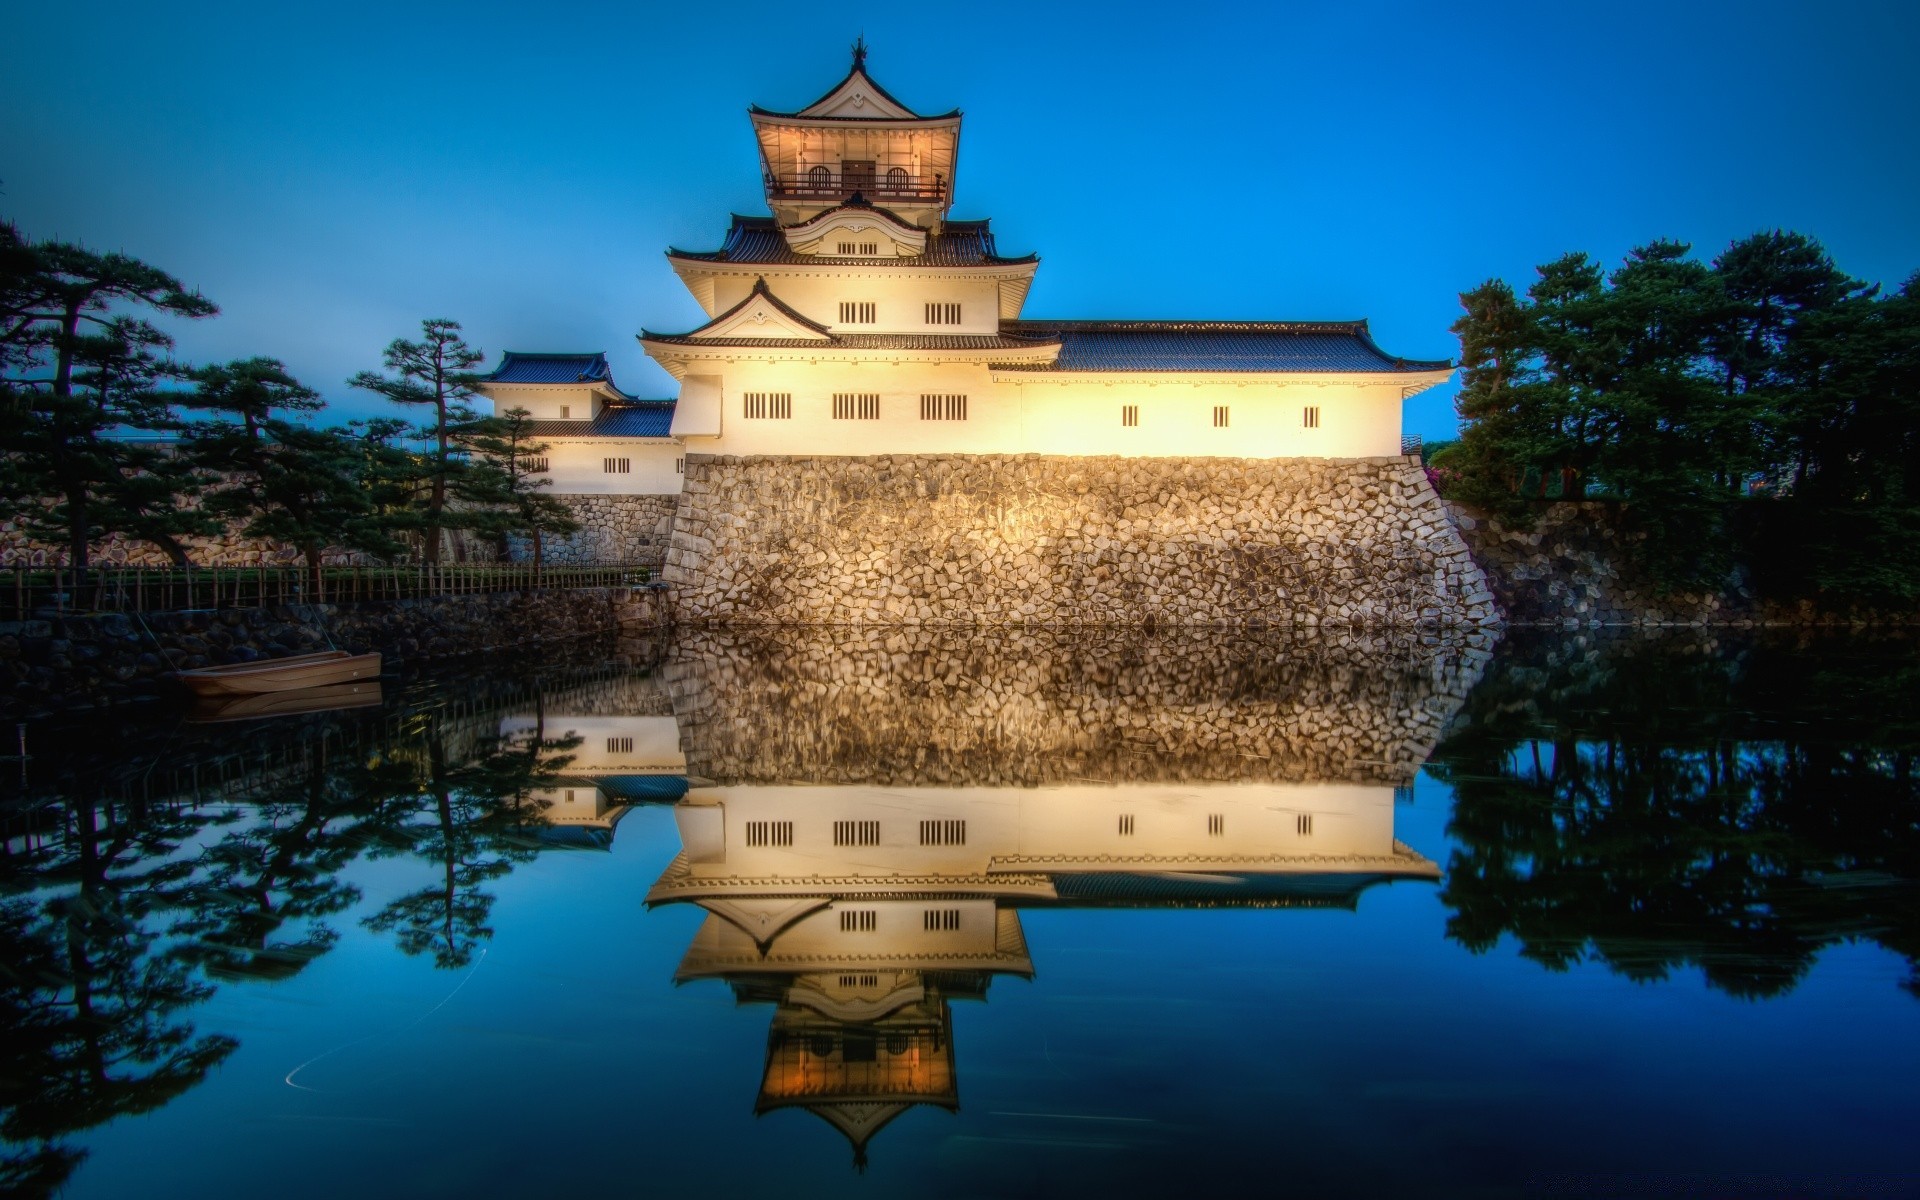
833,393,881,420
603,457,631,473
743,392,792,420
745,820,793,848
521,456,549,474
839,909,877,932
839,973,880,988
1303,405,1321,429
836,242,879,256
1213,406,1230,428
924,302,962,325
1118,814,1135,836
1207,813,1225,836
606,736,633,753
1121,404,1139,428
919,394,967,421
674,457,685,474
833,819,881,846
1297,813,1314,836
919,819,966,846
559,405,570,418
839,301,877,324
923,908,962,931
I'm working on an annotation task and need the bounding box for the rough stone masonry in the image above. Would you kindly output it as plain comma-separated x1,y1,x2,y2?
663,453,1501,628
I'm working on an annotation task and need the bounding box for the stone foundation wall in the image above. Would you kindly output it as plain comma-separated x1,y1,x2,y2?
1,521,503,567
0,523,372,568
514,494,678,568
663,626,1493,787
664,453,1501,628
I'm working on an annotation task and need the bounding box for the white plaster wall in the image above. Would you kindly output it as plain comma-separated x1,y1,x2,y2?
673,360,1406,458
478,383,601,421
708,274,1003,335
498,714,687,772
684,783,1399,881
539,439,682,494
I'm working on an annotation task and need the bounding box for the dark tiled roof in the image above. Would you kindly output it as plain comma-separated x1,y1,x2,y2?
642,332,1056,351
995,321,1453,374
669,215,1035,268
522,401,675,439
481,352,616,385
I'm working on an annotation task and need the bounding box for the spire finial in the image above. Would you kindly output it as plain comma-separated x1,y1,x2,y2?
851,35,868,70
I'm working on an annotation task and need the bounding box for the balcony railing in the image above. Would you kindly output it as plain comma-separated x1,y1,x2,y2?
766,171,947,203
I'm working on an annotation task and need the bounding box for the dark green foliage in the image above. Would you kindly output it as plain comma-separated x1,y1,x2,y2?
187,358,399,579
0,234,219,568
348,319,486,564
457,406,582,568
1449,232,1918,601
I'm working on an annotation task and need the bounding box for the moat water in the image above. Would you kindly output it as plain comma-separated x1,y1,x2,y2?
3,628,1917,1199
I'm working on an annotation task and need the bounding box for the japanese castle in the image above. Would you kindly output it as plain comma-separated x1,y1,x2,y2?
475,43,1450,507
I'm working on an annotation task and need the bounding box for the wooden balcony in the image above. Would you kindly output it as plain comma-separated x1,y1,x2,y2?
766,170,947,204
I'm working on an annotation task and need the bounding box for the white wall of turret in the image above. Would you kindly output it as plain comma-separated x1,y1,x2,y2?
704,272,1006,334
662,361,1405,459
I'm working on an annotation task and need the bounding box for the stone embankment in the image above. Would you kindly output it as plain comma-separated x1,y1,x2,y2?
0,523,370,568
1,587,669,718
664,454,1502,629
1444,501,1920,627
514,494,677,568
662,625,1493,788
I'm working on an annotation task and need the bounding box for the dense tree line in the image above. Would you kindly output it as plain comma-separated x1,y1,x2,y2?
1444,232,1920,598
0,221,577,574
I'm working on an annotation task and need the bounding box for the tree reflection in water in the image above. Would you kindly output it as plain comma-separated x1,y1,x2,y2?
1431,632,1920,1000
0,653,611,1197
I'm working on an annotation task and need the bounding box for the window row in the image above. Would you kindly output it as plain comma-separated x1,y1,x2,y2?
832,907,963,935
738,819,969,847
731,398,1325,429
827,301,965,326
745,813,1312,847
741,393,969,421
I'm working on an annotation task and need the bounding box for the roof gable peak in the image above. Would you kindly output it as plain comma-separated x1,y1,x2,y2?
673,277,833,343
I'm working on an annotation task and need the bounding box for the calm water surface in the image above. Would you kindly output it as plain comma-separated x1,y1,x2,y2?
3,628,1917,1199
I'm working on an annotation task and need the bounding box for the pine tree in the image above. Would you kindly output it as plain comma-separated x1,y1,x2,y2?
0,237,218,568
347,320,483,564
457,407,580,571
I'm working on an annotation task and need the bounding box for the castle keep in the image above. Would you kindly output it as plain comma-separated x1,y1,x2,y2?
474,46,1497,629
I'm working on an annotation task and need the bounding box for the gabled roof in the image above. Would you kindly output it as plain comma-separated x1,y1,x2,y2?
480,351,618,386
670,214,1035,269
519,400,676,439
750,43,956,122
994,321,1454,374
646,277,833,343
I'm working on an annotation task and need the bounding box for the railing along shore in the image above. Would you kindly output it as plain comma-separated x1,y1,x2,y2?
4,563,654,620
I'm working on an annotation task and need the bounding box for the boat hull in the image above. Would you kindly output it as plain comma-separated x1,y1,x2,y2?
176,650,384,697
189,681,384,722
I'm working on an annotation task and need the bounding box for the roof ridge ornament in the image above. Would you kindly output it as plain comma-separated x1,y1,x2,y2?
851,34,867,70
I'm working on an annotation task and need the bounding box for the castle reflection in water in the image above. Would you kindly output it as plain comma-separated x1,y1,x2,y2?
503,627,1490,1167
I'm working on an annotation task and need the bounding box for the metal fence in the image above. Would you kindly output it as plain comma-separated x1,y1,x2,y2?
5,563,654,620
1400,434,1424,456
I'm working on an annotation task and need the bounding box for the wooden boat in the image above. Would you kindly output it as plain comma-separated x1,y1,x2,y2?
189,681,383,723
175,649,383,697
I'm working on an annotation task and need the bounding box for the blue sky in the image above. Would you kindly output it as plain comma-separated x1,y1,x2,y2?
5,0,1916,440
